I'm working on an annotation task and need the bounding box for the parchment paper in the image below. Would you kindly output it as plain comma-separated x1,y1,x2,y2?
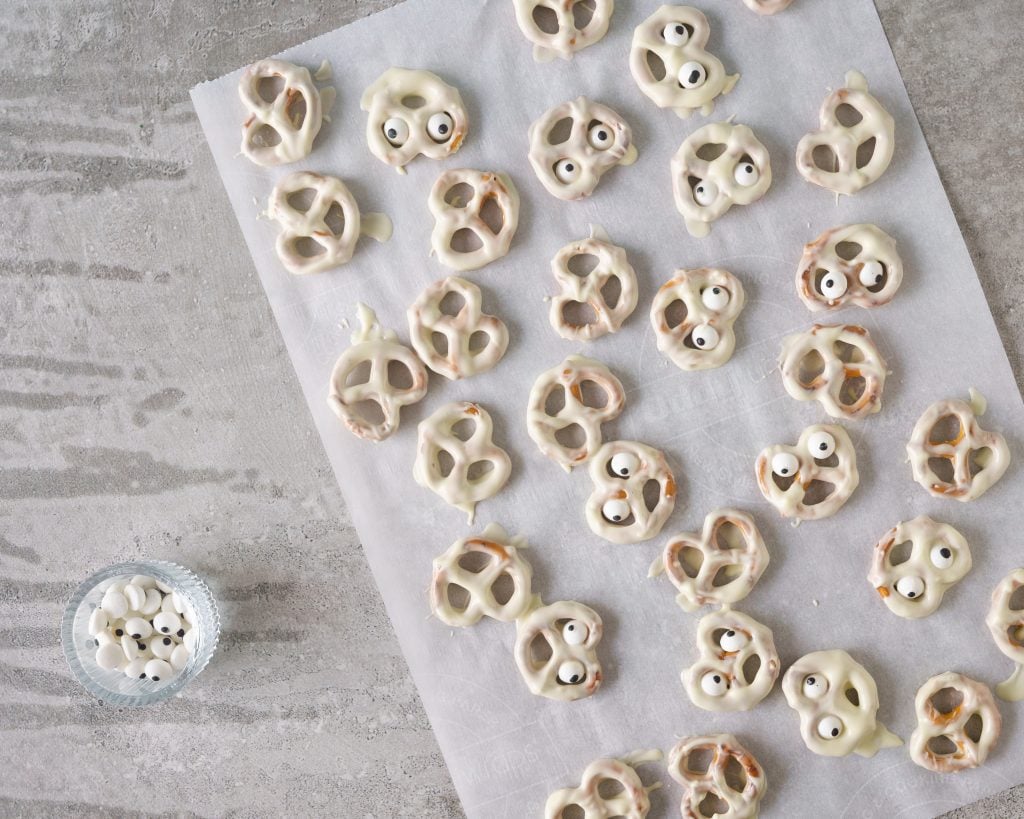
191,1,1024,815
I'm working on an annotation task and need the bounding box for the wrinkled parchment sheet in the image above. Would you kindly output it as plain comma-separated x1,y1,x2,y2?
191,1,1023,815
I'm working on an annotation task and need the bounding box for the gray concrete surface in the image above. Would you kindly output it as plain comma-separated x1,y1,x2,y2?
0,1,1021,816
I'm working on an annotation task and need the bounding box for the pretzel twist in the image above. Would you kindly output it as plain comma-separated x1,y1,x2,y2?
512,0,614,62
428,169,520,271
545,750,662,819
909,672,1001,772
985,569,1024,701
585,440,676,544
667,734,766,819
238,59,323,166
796,223,903,311
514,599,604,702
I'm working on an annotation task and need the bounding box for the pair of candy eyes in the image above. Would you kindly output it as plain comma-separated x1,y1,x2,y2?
601,452,642,524
554,619,591,685
383,112,454,147
817,261,886,299
692,162,761,206
552,123,618,183
658,24,710,91
770,432,838,477
889,547,957,599
681,286,732,352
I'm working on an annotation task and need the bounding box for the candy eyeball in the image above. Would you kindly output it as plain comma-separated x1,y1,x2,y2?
895,575,925,600
859,260,885,288
87,608,108,636
771,452,799,478
382,117,409,147
426,112,454,143
700,671,729,697
677,61,707,89
719,629,749,652
693,180,717,207
733,161,760,187
803,674,828,699
701,286,730,311
602,498,631,524
124,658,148,679
662,22,690,46
144,658,173,683
556,659,586,685
562,620,589,646
153,611,181,635
124,617,153,640
587,123,615,151
610,452,640,478
817,715,844,739
818,272,848,300
807,431,836,459
930,544,955,569
554,158,581,184
95,642,125,671
690,323,720,350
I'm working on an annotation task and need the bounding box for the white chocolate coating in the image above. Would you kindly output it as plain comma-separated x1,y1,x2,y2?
906,390,1011,502
428,169,520,271
545,750,662,819
779,323,887,419
585,440,676,544
909,672,1001,772
327,304,428,442
549,226,639,340
671,123,772,238
429,523,534,627
527,97,636,201
755,424,859,521
238,59,323,167
743,0,793,13
513,0,614,63
406,276,508,380
795,71,895,195
526,355,625,472
651,268,746,371
413,401,511,523
682,608,779,712
867,516,971,619
514,599,603,702
985,568,1024,701
629,6,739,118
651,508,769,612
796,224,903,311
268,172,391,275
782,649,902,758
667,733,766,819
360,68,468,172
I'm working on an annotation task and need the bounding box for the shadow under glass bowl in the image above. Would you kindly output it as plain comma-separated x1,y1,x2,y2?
62,560,220,707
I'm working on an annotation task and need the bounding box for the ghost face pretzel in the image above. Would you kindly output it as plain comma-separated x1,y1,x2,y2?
526,355,625,472
985,569,1024,701
671,122,772,238
514,600,603,702
755,424,859,521
779,324,888,420
867,517,971,620
238,59,323,167
528,97,637,201
651,267,746,371
667,734,766,819
909,672,1001,772
585,440,677,544
796,71,895,196
327,304,428,442
782,649,902,758
513,0,613,63
629,5,739,119
796,224,903,311
428,169,520,271
544,750,663,819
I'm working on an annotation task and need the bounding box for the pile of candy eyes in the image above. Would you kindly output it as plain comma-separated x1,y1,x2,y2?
86,575,197,684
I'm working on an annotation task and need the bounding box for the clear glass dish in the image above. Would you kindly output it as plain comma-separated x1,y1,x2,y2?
61,560,220,706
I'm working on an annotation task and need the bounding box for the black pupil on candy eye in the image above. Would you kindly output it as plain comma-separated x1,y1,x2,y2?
688,69,701,84
597,130,607,141
941,548,951,558
695,337,705,347
566,163,574,172
439,123,449,134
387,128,397,138
807,677,816,685
819,443,827,450
675,25,684,35
825,279,834,288
713,675,721,683
831,728,839,737
115,629,123,637
712,288,720,294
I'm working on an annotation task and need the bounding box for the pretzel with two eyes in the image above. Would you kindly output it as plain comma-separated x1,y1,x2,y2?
796,223,903,311
585,440,677,544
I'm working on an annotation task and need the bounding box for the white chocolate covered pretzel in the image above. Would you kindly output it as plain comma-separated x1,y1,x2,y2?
906,389,1011,502
909,672,1001,772
743,0,793,13
513,0,614,63
683,608,779,712
782,649,902,758
406,276,508,380
671,122,772,238
549,225,639,341
985,568,1024,701
361,67,468,173
629,5,739,119
545,750,662,819
268,172,392,275
238,59,324,166
650,508,769,612
327,305,428,442
528,97,637,201
867,516,971,619
796,71,895,195
779,324,887,419
796,224,903,311
755,424,859,521
651,267,746,371
667,734,766,819
428,169,520,271
526,355,625,472
585,440,676,544
514,599,604,702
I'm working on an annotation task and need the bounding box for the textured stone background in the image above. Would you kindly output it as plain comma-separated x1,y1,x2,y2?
1,1,1021,816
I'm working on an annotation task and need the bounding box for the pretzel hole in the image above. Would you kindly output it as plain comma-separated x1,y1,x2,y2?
532,4,560,34
965,714,983,743
387,360,414,389
723,754,748,792
579,380,609,409
252,124,282,148
802,480,835,506
467,460,494,482
400,94,426,109
323,203,346,236
839,376,866,406
844,687,860,707
645,50,667,82
562,301,598,329
600,276,622,310
712,565,742,588
696,143,727,162
529,632,553,664
835,241,862,261
469,331,489,353
698,792,730,817
457,550,491,573
446,583,470,612
685,747,714,774
547,117,574,146
491,572,514,605
811,144,838,173
741,655,761,684
444,182,475,208
797,350,826,386
1009,586,1024,611
833,340,865,364
555,424,586,450
559,805,584,819
439,290,466,317
889,540,913,566
345,360,372,387
545,385,567,416
663,299,687,331
451,418,476,441
643,479,661,512
969,447,993,476
928,415,962,445
437,449,456,477
927,735,958,756
480,197,504,235
286,187,317,213
572,0,596,30
1011,624,1024,646
928,457,955,484
450,228,483,254
292,236,325,258
835,103,864,127
257,75,286,102
856,137,876,169
567,252,599,276
431,332,449,356
814,452,839,468
351,399,385,426
676,546,704,578
715,521,745,550
772,470,796,491
929,686,964,715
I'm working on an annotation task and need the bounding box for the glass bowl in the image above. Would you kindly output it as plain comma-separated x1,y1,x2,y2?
61,560,220,706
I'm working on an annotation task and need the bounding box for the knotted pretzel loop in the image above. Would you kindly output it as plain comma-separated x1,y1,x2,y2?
413,401,511,523
755,423,859,521
238,59,323,167
428,169,520,271
651,508,769,612
512,0,614,63
909,672,1002,772
585,440,677,544
667,733,766,819
795,70,895,195
526,355,625,472
867,516,971,619
778,323,888,419
782,649,902,758
742,0,794,14
671,122,772,238
407,276,508,380
327,304,428,442
544,750,663,819
514,599,604,702
629,5,739,118
651,267,746,371
906,389,1011,502
528,97,637,201
796,223,903,311
985,568,1024,701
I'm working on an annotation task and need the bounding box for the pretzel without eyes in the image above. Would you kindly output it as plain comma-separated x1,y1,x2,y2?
909,672,1001,772
238,59,324,166
585,440,677,544
512,0,614,63
985,568,1024,701
545,750,663,819
796,223,903,311
742,0,793,13
667,734,766,819
428,169,520,271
